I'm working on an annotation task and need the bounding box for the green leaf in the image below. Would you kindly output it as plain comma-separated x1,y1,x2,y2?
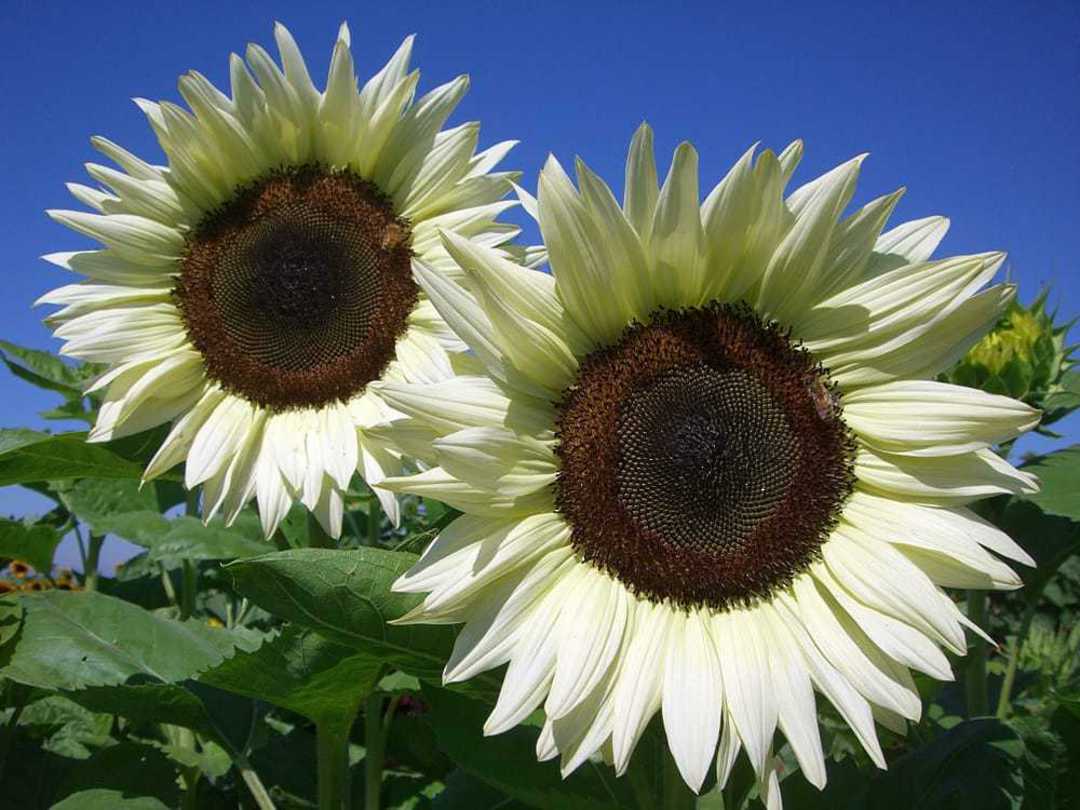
61,479,269,562
433,770,529,809
422,686,640,810
0,589,261,690
996,498,1080,598
199,624,381,725
0,429,144,485
64,683,218,736
0,517,62,572
51,742,179,810
1018,445,1080,522
18,694,113,759
225,548,464,688
0,339,86,397
790,718,1027,810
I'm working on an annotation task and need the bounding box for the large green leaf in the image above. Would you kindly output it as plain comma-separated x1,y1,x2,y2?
0,339,87,398
996,498,1080,598
226,548,464,687
61,478,269,561
1018,446,1080,522
785,718,1026,810
0,589,261,690
433,770,530,810
200,624,382,724
422,686,641,810
0,429,145,485
0,516,62,571
51,742,179,810
64,683,218,737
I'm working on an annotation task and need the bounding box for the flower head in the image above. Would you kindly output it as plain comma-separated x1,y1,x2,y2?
40,22,521,537
376,126,1040,800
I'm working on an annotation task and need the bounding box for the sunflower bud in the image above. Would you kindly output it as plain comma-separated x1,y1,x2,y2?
944,288,1077,428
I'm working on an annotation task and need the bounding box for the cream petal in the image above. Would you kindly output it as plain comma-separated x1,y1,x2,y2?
787,576,925,716
47,210,183,266
375,375,552,436
539,155,633,345
661,610,723,793
830,284,1015,388
758,604,827,789
712,607,777,777
868,215,951,274
843,380,1040,456
546,571,629,720
757,155,865,324
855,446,1038,502
650,142,706,308
611,602,673,774
821,529,966,653
623,122,659,243
433,427,557,497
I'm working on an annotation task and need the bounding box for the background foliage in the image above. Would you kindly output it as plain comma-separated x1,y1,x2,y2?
1,290,1078,809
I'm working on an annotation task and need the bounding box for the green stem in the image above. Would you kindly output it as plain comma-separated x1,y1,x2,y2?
965,590,989,717
367,496,382,546
237,757,278,810
179,490,199,619
308,511,335,548
365,692,385,810
83,533,104,591
179,561,197,620
317,721,351,810
996,600,1038,718
180,765,200,810
661,747,695,810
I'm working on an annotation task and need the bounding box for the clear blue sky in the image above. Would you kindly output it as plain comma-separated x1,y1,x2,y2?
2,0,1078,562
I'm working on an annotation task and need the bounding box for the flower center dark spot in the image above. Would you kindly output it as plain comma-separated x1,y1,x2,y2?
175,165,417,410
554,303,855,611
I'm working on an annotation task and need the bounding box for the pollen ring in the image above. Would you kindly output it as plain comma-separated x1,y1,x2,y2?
175,165,418,411
554,303,856,610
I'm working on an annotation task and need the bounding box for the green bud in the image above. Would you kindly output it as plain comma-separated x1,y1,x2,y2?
944,287,1078,430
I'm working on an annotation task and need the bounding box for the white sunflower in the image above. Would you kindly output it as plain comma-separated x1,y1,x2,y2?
373,125,1040,803
39,22,524,537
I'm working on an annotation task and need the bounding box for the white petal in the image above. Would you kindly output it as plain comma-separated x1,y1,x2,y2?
623,122,659,242
712,607,777,777
547,571,629,720
611,601,673,774
855,447,1038,502
843,380,1039,456
375,376,552,436
433,426,556,497
661,610,723,793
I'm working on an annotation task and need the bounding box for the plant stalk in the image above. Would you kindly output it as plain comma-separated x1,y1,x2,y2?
365,692,385,810
83,533,104,591
965,590,989,717
308,511,335,548
317,721,351,810
238,759,278,810
180,489,199,619
996,600,1038,718
367,496,381,546
661,747,695,810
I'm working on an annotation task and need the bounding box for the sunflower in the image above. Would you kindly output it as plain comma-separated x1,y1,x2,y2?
39,22,522,536
374,126,1040,800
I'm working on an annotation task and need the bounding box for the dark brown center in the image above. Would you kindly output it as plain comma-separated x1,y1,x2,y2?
554,303,855,610
175,165,417,410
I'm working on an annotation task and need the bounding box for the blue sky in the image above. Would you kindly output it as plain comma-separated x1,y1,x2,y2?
2,0,1078,565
